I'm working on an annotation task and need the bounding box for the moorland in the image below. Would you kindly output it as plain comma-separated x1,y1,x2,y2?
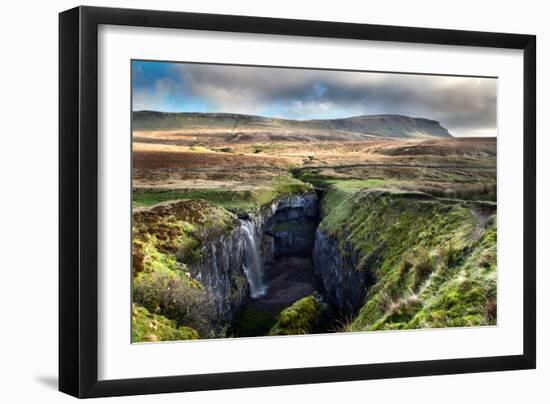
131,111,497,342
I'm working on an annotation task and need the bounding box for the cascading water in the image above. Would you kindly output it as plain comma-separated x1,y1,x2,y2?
240,220,267,298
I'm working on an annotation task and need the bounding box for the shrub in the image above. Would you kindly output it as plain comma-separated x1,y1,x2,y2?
133,268,215,337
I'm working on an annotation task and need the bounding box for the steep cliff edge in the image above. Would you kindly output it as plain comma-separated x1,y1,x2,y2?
189,223,249,328
132,191,320,340
132,177,497,340
132,200,244,338
314,185,497,329
260,192,318,259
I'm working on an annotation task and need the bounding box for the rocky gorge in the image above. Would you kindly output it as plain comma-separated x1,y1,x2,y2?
132,180,497,341
190,191,324,336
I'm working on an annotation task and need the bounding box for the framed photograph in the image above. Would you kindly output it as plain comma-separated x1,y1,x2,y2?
59,6,536,398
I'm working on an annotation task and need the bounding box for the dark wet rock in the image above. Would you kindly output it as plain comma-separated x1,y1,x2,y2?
262,192,319,257
190,226,249,326
237,212,251,220
189,192,320,332
313,228,376,316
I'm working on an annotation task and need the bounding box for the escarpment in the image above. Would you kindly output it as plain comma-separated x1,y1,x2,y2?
188,223,249,325
132,181,497,340
132,191,322,339
133,111,452,140
313,229,375,315
189,192,319,322
313,186,497,330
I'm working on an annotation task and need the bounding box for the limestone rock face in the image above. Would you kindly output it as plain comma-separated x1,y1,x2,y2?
190,225,249,326
263,193,319,257
313,229,374,315
189,192,319,330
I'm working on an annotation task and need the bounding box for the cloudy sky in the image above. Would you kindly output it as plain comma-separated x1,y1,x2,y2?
132,60,497,137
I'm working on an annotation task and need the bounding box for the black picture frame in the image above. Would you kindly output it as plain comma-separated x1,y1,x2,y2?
59,5,536,398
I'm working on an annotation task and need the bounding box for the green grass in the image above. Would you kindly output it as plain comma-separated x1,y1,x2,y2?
133,175,312,213
316,187,498,332
132,199,237,274
132,305,199,342
269,294,327,336
295,167,496,202
133,188,261,211
132,199,240,338
130,175,314,340
294,170,389,189
319,179,389,217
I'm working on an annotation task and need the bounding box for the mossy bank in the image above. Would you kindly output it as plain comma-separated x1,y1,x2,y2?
131,176,320,341
314,183,497,331
131,173,497,341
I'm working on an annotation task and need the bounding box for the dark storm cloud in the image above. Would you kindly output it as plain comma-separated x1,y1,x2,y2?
133,61,497,137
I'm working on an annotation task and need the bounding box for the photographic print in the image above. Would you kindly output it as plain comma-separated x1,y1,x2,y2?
131,60,497,343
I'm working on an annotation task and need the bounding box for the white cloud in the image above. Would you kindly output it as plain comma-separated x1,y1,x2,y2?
137,62,497,136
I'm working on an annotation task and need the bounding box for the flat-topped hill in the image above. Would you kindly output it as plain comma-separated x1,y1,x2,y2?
133,111,452,140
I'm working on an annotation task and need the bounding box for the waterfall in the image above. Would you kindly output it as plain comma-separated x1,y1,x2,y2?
240,220,267,298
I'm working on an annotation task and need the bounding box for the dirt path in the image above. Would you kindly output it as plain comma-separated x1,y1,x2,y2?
470,202,497,240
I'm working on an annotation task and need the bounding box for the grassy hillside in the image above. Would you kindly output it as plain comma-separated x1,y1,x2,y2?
131,126,497,340
133,111,452,139
132,305,199,342
133,175,312,213
132,199,239,339
319,184,497,331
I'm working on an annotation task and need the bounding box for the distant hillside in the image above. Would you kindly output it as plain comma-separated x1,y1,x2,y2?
307,114,452,138
133,111,452,140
